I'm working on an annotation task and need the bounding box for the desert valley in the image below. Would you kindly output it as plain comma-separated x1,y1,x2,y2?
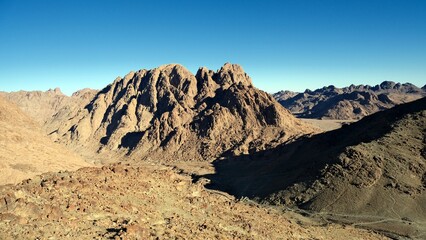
0,63,425,239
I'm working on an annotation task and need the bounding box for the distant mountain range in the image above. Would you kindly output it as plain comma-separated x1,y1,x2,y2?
273,81,426,119
0,88,97,134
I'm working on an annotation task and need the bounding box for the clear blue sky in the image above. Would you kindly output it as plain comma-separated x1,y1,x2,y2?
1,0,425,95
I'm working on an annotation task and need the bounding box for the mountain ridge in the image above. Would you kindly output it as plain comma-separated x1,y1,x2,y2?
273,81,425,119
0,88,97,134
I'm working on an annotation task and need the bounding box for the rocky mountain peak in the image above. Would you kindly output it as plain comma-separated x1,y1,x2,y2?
378,80,396,90
47,87,63,95
215,63,252,88
54,63,317,162
272,90,297,102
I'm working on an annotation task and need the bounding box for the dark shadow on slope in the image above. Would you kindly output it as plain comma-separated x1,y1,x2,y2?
119,131,144,150
100,105,127,145
198,97,426,200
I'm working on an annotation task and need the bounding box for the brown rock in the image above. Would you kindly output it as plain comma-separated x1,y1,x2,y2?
53,63,317,162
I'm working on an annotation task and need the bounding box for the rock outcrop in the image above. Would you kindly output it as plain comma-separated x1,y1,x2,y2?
273,81,426,119
54,63,317,162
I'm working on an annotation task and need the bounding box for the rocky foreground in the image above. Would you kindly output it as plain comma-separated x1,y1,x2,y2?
0,163,386,239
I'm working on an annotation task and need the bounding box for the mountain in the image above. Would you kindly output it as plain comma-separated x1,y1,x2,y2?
0,88,97,133
53,63,317,162
273,81,426,119
0,96,91,185
272,90,297,102
203,97,426,238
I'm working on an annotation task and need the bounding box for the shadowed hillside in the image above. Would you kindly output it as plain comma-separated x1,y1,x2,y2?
202,97,426,238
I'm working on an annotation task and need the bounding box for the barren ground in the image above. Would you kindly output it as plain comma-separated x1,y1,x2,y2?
0,163,386,239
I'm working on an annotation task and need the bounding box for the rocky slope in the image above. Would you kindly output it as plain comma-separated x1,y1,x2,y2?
0,88,97,133
203,97,426,238
0,96,92,185
0,162,386,239
53,63,317,162
273,81,426,119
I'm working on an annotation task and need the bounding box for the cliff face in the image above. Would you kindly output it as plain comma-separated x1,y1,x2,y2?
55,63,317,162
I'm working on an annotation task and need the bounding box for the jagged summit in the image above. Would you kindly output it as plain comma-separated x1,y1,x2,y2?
54,63,317,162
47,87,63,94
215,63,253,87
